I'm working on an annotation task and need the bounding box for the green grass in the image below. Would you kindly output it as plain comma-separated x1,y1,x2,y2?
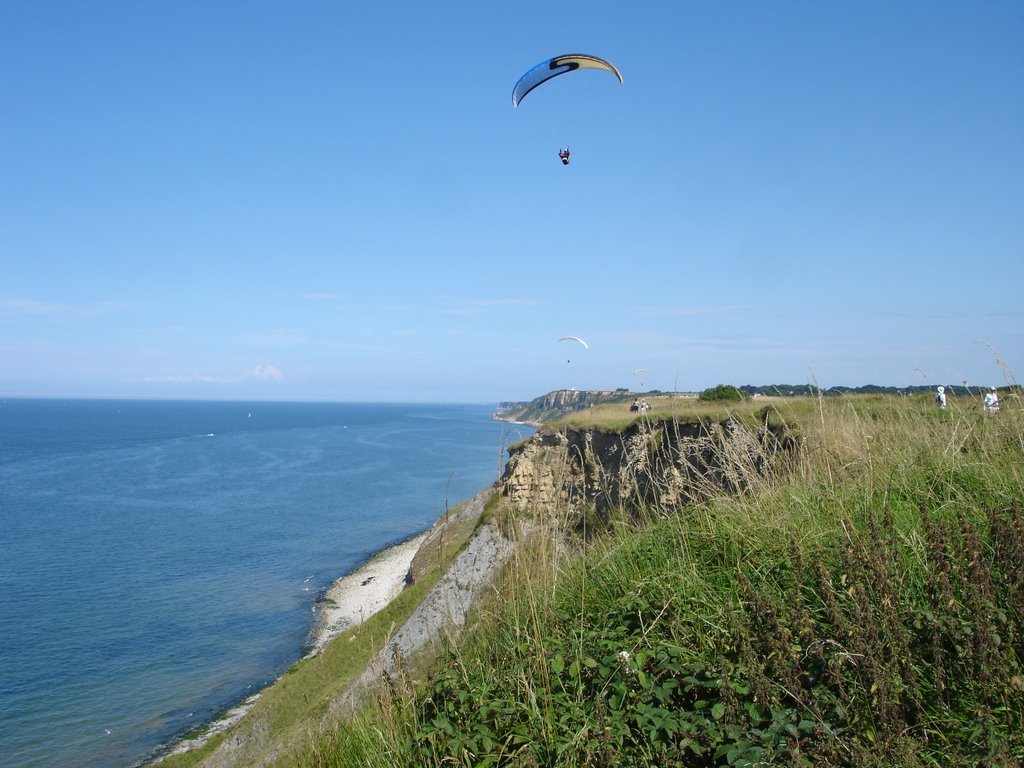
302,393,1023,767
546,394,790,432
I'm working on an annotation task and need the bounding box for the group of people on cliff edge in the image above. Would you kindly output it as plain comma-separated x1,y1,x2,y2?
935,385,1000,412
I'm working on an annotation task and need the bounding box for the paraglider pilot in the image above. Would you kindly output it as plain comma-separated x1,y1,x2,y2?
558,148,570,165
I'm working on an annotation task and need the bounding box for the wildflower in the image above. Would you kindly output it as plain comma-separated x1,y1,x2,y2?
618,650,634,676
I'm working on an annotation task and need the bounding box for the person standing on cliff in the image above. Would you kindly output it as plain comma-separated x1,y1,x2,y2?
984,386,1000,413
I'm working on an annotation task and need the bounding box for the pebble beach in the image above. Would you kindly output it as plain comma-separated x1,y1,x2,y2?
308,532,430,654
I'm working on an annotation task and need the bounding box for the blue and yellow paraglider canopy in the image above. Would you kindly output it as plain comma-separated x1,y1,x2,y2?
512,53,623,108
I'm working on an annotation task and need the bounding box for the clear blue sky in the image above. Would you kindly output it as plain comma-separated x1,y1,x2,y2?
3,1,1022,402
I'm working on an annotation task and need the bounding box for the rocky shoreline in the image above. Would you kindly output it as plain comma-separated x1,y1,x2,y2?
307,532,429,655
155,486,515,766
156,531,430,761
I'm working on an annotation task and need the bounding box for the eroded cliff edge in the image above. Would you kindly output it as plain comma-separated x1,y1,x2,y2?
500,413,798,519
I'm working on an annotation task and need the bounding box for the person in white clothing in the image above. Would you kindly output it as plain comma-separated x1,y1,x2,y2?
935,386,946,409
983,386,1000,413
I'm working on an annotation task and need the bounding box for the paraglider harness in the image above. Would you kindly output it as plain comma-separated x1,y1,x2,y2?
558,148,570,165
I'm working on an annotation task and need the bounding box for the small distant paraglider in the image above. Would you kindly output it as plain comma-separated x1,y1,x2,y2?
560,336,589,350
560,335,589,364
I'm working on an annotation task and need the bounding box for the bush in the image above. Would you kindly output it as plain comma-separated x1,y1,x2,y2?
699,384,748,403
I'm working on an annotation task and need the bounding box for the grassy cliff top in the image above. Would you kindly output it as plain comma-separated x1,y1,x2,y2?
499,388,1002,433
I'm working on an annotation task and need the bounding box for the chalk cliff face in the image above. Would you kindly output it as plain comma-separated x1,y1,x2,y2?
500,417,796,517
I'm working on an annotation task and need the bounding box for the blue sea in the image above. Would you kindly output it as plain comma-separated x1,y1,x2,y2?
0,399,532,768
